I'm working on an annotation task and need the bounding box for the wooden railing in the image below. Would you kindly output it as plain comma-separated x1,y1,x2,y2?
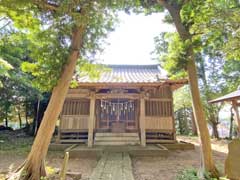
145,116,173,130
60,115,89,130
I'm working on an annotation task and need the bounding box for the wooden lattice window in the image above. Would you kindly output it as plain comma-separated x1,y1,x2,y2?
61,99,90,115
145,100,172,117
148,86,172,98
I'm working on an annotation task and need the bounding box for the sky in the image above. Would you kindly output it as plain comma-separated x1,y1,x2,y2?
98,12,175,65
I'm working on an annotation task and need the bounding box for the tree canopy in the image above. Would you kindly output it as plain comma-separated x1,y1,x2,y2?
0,58,13,86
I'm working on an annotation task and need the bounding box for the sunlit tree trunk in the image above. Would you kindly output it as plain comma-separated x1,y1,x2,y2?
158,0,218,177
191,110,198,135
187,47,218,177
10,25,85,180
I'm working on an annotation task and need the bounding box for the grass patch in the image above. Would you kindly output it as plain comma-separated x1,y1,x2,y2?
176,168,229,180
0,131,33,155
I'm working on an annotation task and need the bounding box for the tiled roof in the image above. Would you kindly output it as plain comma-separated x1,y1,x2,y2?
78,64,167,83
209,89,240,103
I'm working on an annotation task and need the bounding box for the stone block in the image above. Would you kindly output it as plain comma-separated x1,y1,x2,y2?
225,139,240,180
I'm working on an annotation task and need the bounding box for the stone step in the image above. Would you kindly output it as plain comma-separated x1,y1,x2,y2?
95,133,139,137
94,141,140,146
95,136,140,142
94,133,140,146
90,152,134,180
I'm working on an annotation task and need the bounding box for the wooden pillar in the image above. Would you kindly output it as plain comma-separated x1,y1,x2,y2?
140,92,146,146
232,100,240,136
170,89,176,141
88,92,95,147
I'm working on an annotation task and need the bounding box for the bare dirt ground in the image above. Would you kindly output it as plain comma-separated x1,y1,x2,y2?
0,151,97,180
0,153,97,180
0,132,229,180
0,131,97,180
132,136,229,180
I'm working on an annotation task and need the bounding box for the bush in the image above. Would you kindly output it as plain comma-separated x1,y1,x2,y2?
176,169,199,180
176,168,216,180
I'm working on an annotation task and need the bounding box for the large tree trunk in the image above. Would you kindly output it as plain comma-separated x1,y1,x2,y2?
158,0,218,177
10,26,85,180
187,50,218,176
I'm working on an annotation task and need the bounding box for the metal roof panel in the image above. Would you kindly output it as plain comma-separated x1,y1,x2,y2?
77,64,167,83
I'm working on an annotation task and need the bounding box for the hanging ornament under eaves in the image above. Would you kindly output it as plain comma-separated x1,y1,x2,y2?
100,99,135,115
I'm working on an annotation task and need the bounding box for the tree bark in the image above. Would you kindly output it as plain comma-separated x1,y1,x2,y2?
212,122,219,139
191,109,198,135
158,0,218,177
34,97,40,136
10,25,85,180
5,108,8,127
208,109,220,139
25,102,29,127
187,51,218,176
18,109,22,129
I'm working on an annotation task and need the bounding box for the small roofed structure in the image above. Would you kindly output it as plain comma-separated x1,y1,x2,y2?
209,88,240,135
209,89,240,104
58,64,188,147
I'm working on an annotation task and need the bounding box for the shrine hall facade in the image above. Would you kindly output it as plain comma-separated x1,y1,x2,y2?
57,64,187,147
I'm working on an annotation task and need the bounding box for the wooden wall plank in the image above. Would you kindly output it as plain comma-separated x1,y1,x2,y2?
145,117,173,130
61,115,89,130
62,99,90,115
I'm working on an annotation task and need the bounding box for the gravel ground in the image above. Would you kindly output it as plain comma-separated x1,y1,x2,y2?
0,153,97,180
132,136,228,180
0,134,228,180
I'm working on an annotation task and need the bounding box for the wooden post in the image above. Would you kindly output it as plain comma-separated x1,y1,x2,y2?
170,89,176,140
232,100,240,136
60,151,69,180
140,92,146,147
88,91,95,147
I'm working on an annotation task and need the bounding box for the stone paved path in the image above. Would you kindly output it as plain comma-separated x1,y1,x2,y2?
90,152,134,180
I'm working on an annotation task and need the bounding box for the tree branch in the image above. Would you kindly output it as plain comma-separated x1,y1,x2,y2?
157,0,190,40
33,0,92,14
0,21,11,30
34,0,59,11
0,17,8,22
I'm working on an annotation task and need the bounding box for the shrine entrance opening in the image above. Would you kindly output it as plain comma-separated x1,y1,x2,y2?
95,99,139,132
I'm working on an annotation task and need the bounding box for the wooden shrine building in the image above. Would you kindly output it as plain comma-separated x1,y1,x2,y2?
209,88,240,135
58,65,187,147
